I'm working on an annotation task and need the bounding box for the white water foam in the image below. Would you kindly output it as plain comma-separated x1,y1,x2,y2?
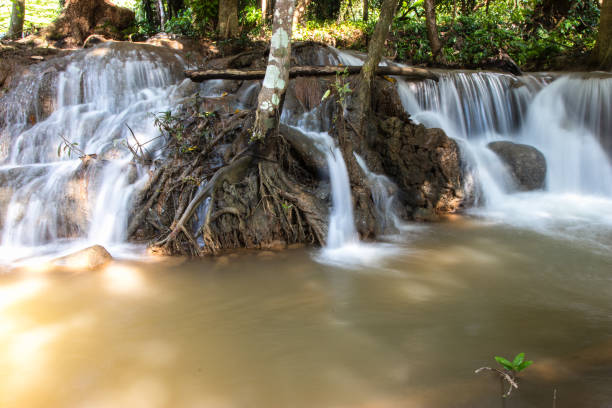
287,125,400,268
0,42,198,264
398,72,612,251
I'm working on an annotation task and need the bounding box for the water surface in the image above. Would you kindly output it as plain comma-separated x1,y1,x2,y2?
2,219,612,408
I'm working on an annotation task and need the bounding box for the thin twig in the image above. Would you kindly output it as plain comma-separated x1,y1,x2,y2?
475,367,519,397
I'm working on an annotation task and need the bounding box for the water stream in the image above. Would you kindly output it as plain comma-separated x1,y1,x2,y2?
1,43,612,407
2,222,612,408
397,72,612,251
0,42,197,263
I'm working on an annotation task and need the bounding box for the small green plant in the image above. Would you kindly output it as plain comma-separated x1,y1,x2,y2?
57,134,84,158
476,352,533,403
322,68,352,110
495,352,533,373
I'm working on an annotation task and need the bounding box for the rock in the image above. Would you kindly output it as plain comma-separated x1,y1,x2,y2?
52,245,113,271
45,0,135,46
128,33,148,42
413,207,440,222
279,123,327,174
263,240,287,251
376,118,466,218
487,141,547,191
83,34,108,48
0,163,92,235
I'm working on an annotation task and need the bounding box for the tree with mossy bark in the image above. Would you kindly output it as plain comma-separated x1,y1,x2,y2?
253,0,295,140
7,0,26,39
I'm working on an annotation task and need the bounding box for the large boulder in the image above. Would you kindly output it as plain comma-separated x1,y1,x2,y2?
487,141,547,191
376,117,466,218
45,0,135,46
52,245,113,271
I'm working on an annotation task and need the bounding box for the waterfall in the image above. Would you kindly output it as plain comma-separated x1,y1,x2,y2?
398,72,612,249
285,126,359,249
286,121,400,267
0,42,197,263
353,153,403,233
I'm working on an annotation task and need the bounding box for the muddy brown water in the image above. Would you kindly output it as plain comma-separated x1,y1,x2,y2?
1,219,612,408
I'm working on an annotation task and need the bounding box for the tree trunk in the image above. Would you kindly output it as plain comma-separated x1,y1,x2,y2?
167,0,184,18
424,0,443,62
7,0,26,39
261,0,268,21
596,0,612,70
253,0,295,139
157,0,166,30
185,65,439,81
218,0,240,38
363,0,369,21
293,0,311,27
352,0,399,135
143,0,159,28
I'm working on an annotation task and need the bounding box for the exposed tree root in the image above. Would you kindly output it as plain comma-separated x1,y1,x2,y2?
132,70,466,257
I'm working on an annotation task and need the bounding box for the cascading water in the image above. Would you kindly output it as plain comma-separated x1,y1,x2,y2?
0,42,199,264
290,126,400,267
353,153,402,233
398,72,612,250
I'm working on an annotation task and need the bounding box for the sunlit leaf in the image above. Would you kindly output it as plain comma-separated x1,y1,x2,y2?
512,353,525,367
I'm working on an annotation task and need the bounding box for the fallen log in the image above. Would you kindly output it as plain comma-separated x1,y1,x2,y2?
185,65,439,82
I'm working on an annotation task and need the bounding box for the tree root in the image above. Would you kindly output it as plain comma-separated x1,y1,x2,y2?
153,155,253,250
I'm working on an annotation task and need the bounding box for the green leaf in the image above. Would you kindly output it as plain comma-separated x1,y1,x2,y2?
512,353,525,368
517,360,533,371
495,356,514,370
321,89,331,101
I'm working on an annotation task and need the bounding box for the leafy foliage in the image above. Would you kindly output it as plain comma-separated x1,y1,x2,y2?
495,352,534,372
292,19,374,49
0,0,60,36
391,0,600,69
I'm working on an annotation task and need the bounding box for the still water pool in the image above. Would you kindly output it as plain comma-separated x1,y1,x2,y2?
1,218,612,408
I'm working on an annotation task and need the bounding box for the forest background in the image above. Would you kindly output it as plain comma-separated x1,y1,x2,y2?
0,0,606,71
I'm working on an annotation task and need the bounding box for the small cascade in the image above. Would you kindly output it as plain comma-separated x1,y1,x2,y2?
0,42,198,263
285,117,400,266
353,153,403,233
398,71,612,249
286,126,359,249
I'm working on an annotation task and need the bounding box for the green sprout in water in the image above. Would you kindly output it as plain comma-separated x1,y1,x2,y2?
476,352,533,404
495,352,533,374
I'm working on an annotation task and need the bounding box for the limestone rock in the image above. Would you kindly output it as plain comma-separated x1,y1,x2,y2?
376,118,466,217
487,141,547,191
46,0,135,46
53,245,113,270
